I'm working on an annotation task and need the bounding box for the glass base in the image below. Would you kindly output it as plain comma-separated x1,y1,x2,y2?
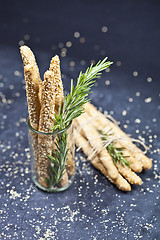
32,174,75,192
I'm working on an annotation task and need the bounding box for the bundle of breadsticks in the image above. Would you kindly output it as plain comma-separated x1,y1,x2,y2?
20,46,74,188
73,102,152,191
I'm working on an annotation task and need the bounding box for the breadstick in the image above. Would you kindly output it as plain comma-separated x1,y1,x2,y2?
75,115,119,181
114,142,143,173
84,111,143,173
116,163,142,185
20,46,42,100
49,55,69,186
66,154,75,176
38,70,55,188
20,45,38,66
73,124,93,158
84,102,152,170
38,71,55,132
67,137,75,176
24,64,41,130
66,126,75,176
74,128,131,191
58,171,69,188
91,159,131,191
49,55,63,115
24,64,41,172
74,119,142,186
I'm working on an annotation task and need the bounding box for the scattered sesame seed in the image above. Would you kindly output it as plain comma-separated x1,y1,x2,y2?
133,71,138,77
80,37,85,43
116,61,122,67
136,92,140,97
145,97,152,103
19,40,25,46
70,61,75,67
147,77,152,83
105,68,110,72
101,26,108,32
24,34,30,40
66,41,72,47
80,60,86,65
74,32,80,38
135,118,141,124
129,98,133,102
122,110,127,116
105,80,110,86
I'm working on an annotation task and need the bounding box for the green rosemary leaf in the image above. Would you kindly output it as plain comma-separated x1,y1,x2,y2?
99,130,130,167
48,155,59,165
116,147,125,151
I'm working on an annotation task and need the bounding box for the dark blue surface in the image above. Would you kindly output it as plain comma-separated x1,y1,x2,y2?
0,1,160,239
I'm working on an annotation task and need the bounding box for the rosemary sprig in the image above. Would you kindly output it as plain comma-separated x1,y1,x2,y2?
53,57,113,130
48,58,113,186
99,130,130,167
48,131,68,186
107,144,130,166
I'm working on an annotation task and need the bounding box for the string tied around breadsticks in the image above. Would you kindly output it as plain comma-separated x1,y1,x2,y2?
98,113,149,154
75,115,118,133
103,112,119,125
75,117,149,159
118,138,149,154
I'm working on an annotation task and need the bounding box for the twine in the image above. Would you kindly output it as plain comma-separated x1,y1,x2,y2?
76,115,149,159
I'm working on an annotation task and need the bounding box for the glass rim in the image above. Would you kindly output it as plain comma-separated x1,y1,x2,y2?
27,117,72,135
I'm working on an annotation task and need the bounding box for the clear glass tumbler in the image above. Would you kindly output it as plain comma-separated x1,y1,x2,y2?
27,119,75,192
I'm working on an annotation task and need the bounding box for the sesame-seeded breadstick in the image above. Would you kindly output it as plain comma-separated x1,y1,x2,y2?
75,115,119,181
24,64,41,130
91,159,131,191
37,70,55,188
49,55,70,186
58,171,69,188
38,71,55,133
66,125,75,176
114,142,143,173
74,128,131,191
116,163,142,185
84,102,152,170
83,111,143,173
75,113,142,185
20,45,39,66
66,146,75,177
24,64,41,172
66,153,75,176
20,46,42,100
49,55,63,115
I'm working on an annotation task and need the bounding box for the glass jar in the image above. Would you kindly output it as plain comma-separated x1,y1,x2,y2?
27,119,75,192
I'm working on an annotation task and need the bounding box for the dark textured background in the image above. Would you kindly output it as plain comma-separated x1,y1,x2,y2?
0,1,160,239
